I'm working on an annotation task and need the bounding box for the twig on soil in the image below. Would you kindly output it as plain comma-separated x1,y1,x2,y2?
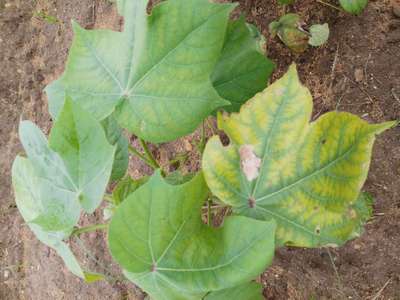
329,44,340,91
326,248,344,294
316,0,343,12
370,278,392,300
344,75,375,104
364,53,372,84
391,88,400,104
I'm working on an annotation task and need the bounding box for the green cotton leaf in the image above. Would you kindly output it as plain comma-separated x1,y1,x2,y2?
46,0,238,143
112,175,149,205
202,64,395,248
108,171,276,300
49,98,115,213
101,115,129,181
308,23,329,47
211,16,275,112
204,282,264,300
269,14,309,53
339,0,368,15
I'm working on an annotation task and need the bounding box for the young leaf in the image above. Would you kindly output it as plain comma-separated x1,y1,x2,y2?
204,282,263,300
101,115,129,181
12,156,101,282
108,171,276,300
49,98,115,213
269,14,309,53
339,0,368,15
211,16,275,112
308,23,329,47
202,65,395,248
11,99,115,281
46,0,236,143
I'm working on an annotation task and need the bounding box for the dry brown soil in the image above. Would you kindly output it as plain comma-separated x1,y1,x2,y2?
1,0,399,299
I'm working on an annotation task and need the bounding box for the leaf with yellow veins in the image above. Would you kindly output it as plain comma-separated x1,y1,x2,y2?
202,64,396,247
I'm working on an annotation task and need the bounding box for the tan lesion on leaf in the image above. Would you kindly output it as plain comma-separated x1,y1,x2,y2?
239,145,261,181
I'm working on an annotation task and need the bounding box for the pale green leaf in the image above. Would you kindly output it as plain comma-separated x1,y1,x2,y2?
46,0,236,143
12,99,115,280
211,16,275,112
101,115,129,181
309,23,329,47
204,281,263,300
49,98,115,213
108,171,276,299
12,156,90,280
339,0,368,15
202,64,395,247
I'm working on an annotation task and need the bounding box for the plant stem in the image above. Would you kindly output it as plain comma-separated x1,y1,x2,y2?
128,144,151,164
139,138,160,170
205,117,216,135
104,194,113,203
207,198,213,226
197,121,206,153
71,223,109,236
316,0,343,12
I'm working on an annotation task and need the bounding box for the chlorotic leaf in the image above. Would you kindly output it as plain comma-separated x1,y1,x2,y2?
101,115,129,181
202,64,395,248
308,23,329,47
339,0,368,15
46,0,237,143
204,281,264,300
49,98,115,213
211,16,275,112
108,171,276,300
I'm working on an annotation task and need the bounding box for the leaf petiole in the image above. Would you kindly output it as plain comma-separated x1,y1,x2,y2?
207,198,213,226
139,138,161,170
71,223,109,236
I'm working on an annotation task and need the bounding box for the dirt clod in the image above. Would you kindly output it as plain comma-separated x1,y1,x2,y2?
354,68,364,82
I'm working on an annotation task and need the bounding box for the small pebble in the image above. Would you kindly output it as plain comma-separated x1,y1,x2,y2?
354,68,364,82
4,269,10,279
184,139,192,152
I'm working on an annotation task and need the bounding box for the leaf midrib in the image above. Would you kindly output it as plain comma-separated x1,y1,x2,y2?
255,143,357,204
126,6,229,96
155,225,271,272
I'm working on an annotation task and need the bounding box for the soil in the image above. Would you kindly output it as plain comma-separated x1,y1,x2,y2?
0,0,399,299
